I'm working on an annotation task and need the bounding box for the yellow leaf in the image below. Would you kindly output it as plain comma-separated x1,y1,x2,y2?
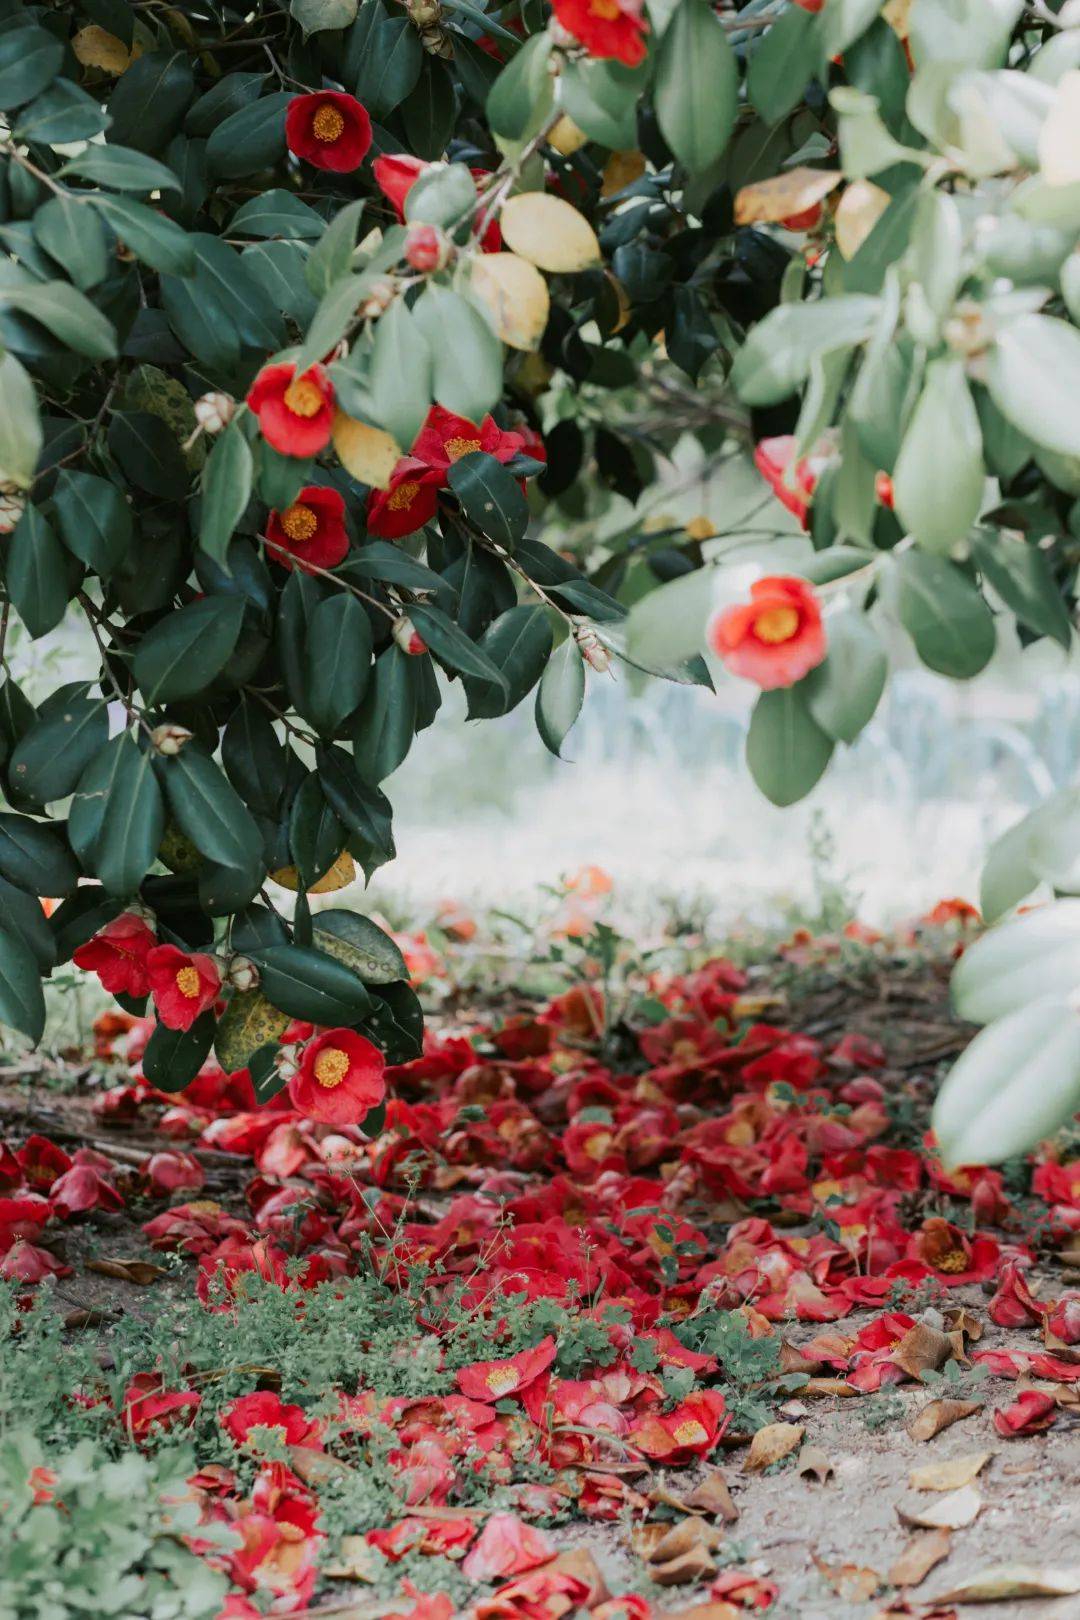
602,149,646,199
882,0,913,39
1039,70,1080,188
548,115,589,157
271,849,356,894
471,252,550,352
734,167,841,227
72,23,133,73
897,1483,982,1530
500,193,601,273
909,1451,992,1492
834,180,891,259
742,1420,804,1472
332,412,400,490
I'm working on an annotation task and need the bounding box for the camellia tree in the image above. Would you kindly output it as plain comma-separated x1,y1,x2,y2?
2,0,1080,1154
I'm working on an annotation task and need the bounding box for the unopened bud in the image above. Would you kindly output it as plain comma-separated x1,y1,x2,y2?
406,0,442,24
360,277,398,320
0,489,26,534
274,1047,300,1083
194,392,235,434
574,623,611,673
420,24,454,55
150,723,193,756
874,471,894,510
227,955,260,993
392,615,428,656
404,223,452,273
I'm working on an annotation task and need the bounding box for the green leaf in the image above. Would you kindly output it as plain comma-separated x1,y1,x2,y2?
108,410,191,499
654,0,738,173
0,280,116,361
199,424,254,567
487,32,552,140
303,593,373,736
17,79,110,144
971,530,1072,649
91,195,195,276
288,772,344,889
143,1012,217,1092
61,145,182,193
91,734,166,897
953,901,1080,1025
986,314,1080,460
215,989,290,1073
229,190,325,240
909,0,1023,72
885,552,996,679
313,909,408,983
893,358,985,553
803,611,887,744
0,26,63,111
535,635,585,758
292,0,359,31
206,91,292,178
413,285,503,424
402,58,456,160
163,745,262,871
463,605,553,719
317,744,394,861
292,270,372,377
304,199,367,296
0,353,42,489
731,295,880,407
747,3,817,125
5,506,69,640
558,57,643,149
105,49,194,154
404,162,476,228
0,924,46,1045
8,693,109,806
248,942,374,1025
447,452,528,548
369,297,432,449
0,873,55,973
351,646,418,783
186,72,267,137
48,886,123,963
33,197,110,291
0,813,79,897
53,471,133,577
133,598,246,702
406,601,509,691
354,13,423,118
222,702,287,819
746,686,834,806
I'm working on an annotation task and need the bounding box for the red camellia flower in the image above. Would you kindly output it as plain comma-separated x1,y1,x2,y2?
752,434,827,527
265,485,349,573
365,456,440,539
73,913,157,998
707,575,826,690
121,1374,201,1440
456,1335,557,1403
373,154,502,251
285,90,371,173
146,945,221,1031
412,404,525,477
221,1390,324,1450
551,0,649,67
288,1028,386,1125
246,362,335,457
993,1388,1058,1438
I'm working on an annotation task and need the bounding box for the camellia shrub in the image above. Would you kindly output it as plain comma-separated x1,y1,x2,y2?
2,0,1080,1152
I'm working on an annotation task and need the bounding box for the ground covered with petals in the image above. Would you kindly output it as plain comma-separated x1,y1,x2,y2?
3,898,1080,1620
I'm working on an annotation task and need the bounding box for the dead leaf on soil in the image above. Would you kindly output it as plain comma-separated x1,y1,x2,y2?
908,1452,991,1492
889,1528,952,1588
937,1564,1080,1601
286,1446,356,1486
813,1555,882,1602
942,1306,983,1344
907,1398,980,1441
743,1421,804,1472
803,1376,858,1397
685,1466,739,1521
86,1257,166,1285
893,1320,954,1378
797,1444,834,1483
897,1484,982,1530
658,1605,741,1620
549,1548,609,1605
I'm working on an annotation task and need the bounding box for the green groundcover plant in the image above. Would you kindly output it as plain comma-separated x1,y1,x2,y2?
3,0,1080,1155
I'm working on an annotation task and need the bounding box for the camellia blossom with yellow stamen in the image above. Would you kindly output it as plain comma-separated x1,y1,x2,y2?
284,90,372,173
455,1335,557,1403
411,404,525,477
288,1028,386,1126
146,944,222,1032
365,455,440,540
246,362,335,458
551,0,648,66
707,575,827,691
264,485,349,573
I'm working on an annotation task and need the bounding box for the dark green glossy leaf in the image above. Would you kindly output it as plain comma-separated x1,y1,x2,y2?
133,597,246,702
8,693,109,806
53,470,133,576
248,942,375,1025
0,813,79,897
142,1011,216,1091
0,923,46,1044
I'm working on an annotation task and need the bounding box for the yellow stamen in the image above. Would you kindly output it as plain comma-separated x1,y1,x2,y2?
444,435,482,462
312,103,345,143
313,1047,350,1088
934,1248,968,1274
175,966,201,999
672,1419,708,1445
485,1367,519,1395
387,480,420,511
284,377,325,418
589,0,622,16
280,503,318,543
754,605,799,644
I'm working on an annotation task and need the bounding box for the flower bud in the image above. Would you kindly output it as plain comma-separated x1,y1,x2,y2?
392,615,428,656
0,490,26,534
273,1046,300,1084
193,392,235,434
404,223,451,274
227,955,260,993
406,0,442,24
150,723,193,757
360,277,398,319
574,623,611,674
874,471,894,510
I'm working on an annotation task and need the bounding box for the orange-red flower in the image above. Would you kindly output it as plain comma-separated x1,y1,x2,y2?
412,404,524,476
461,1512,555,1581
629,1388,728,1463
373,153,502,250
707,574,826,690
246,362,335,457
221,1390,324,1451
73,913,157,998
365,455,440,539
265,484,349,573
552,0,648,67
146,945,221,1031
752,434,826,527
285,90,371,172
993,1388,1057,1437
288,1028,386,1125
456,1335,557,1403
121,1374,201,1440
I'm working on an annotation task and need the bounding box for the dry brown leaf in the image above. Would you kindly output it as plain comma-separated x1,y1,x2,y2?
813,1556,882,1602
332,413,400,490
651,1547,719,1587
71,23,133,72
897,1484,982,1531
889,1528,952,1588
942,1306,983,1344
797,1444,834,1483
548,114,589,157
893,1320,954,1379
643,1517,724,1565
685,1466,738,1522
659,1606,740,1620
500,193,600,273
834,180,891,259
322,1534,379,1582
549,1548,609,1605
804,1376,858,1397
602,149,646,198
86,1257,165,1286
743,1421,804,1472
907,1398,980,1441
286,1446,356,1486
734,167,841,227
64,1306,115,1329
909,1452,991,1492
937,1564,1080,1602
471,252,550,351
